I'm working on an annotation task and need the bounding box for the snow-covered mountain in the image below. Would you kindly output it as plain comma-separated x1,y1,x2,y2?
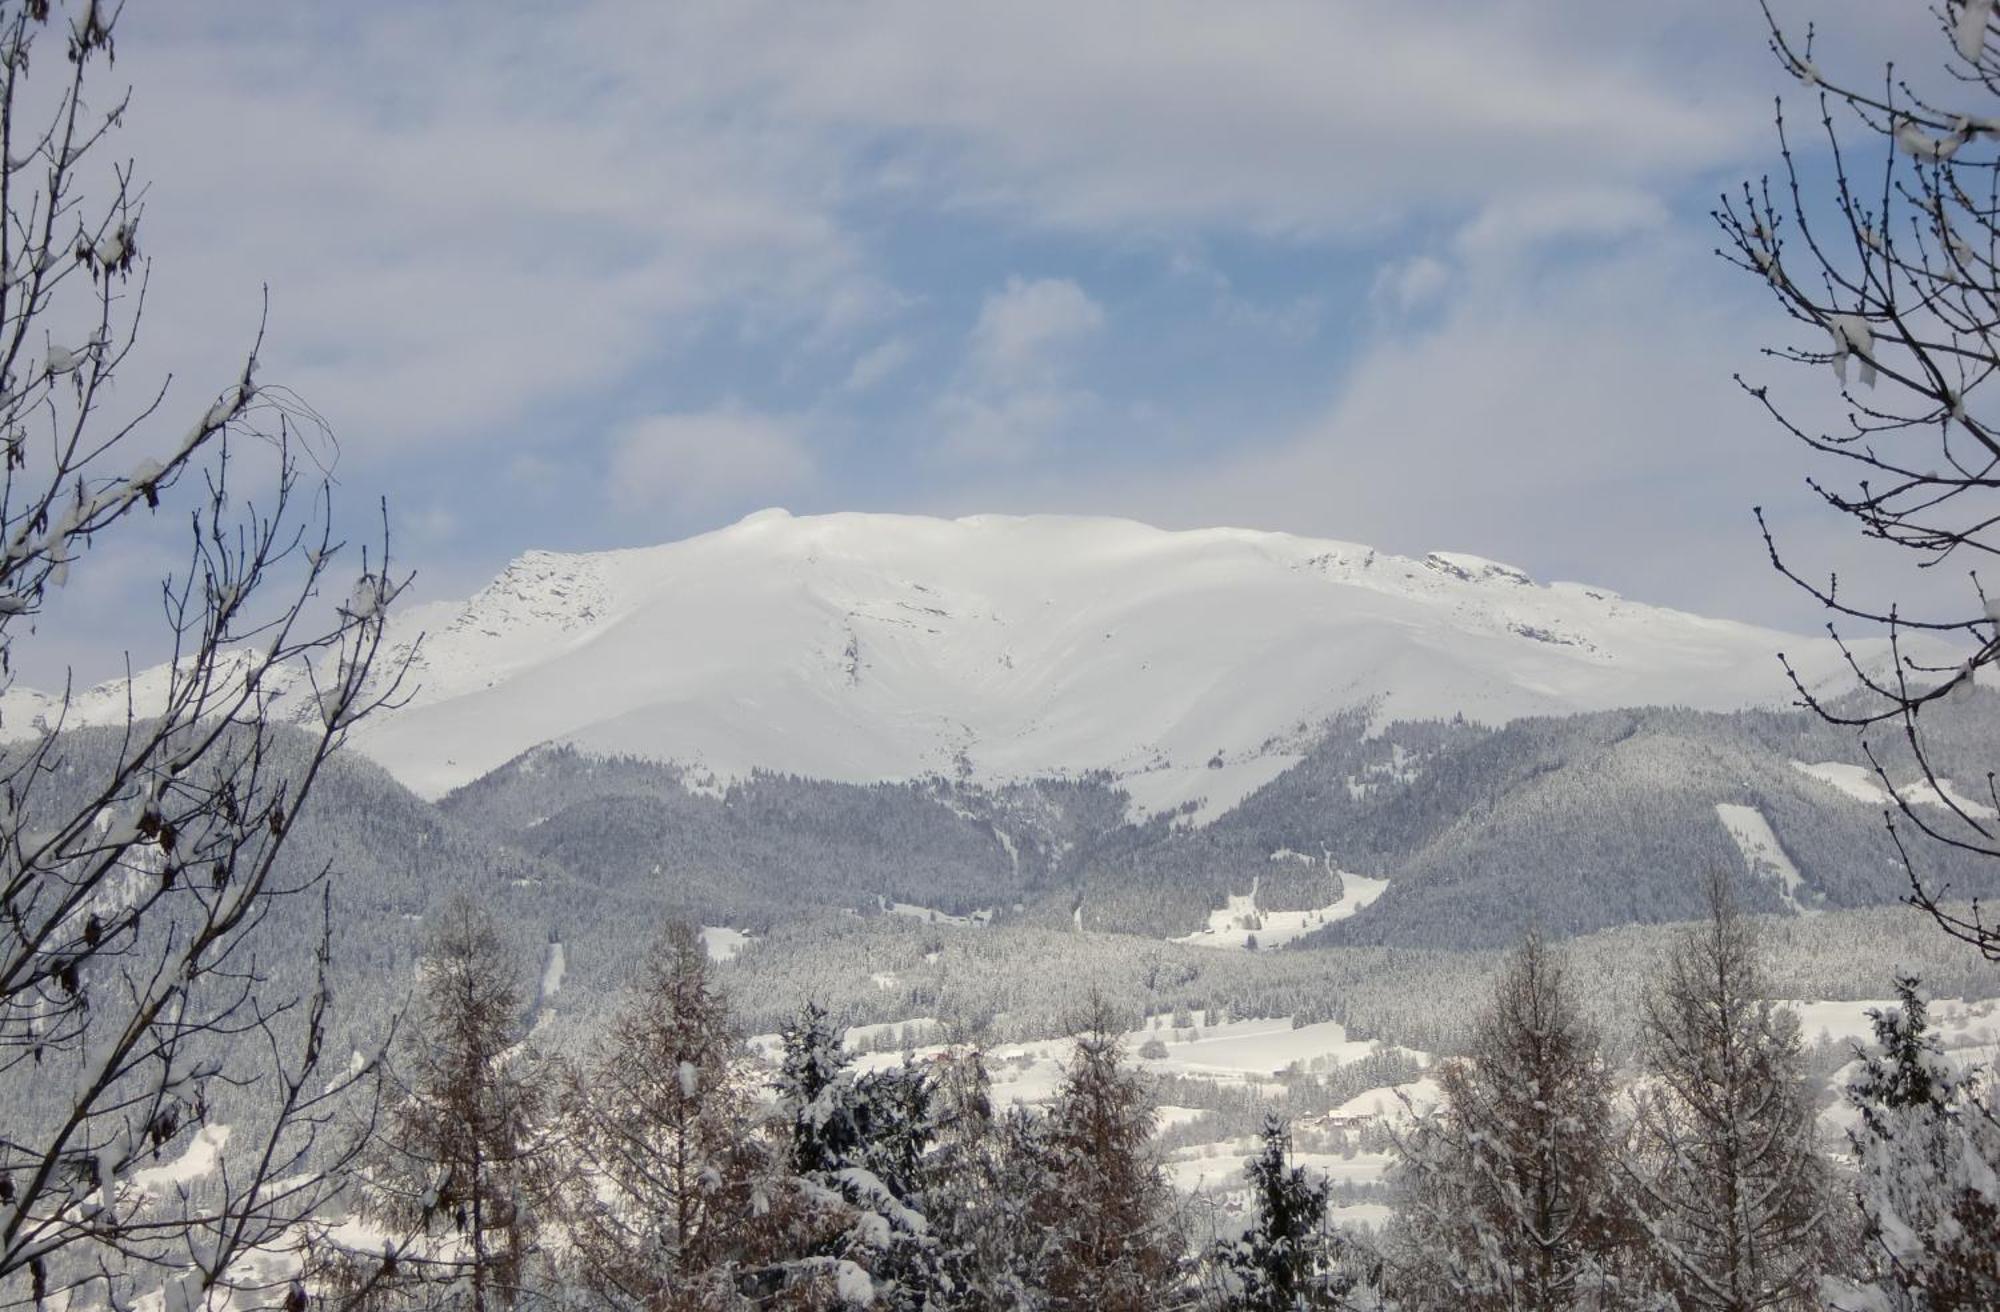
325,509,1882,808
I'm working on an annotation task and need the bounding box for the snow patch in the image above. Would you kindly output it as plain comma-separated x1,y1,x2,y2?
539,942,566,1002
699,925,755,963
1327,1078,1443,1124
130,1125,231,1194
1172,871,1389,950
1715,803,1816,915
879,899,992,928
1118,754,1302,827
1897,776,1998,821
1791,760,1892,805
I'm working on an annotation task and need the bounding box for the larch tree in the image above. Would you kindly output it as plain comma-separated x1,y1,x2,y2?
354,898,547,1312
558,922,763,1312
1034,997,1182,1312
1723,0,2000,958
1625,874,1837,1311
1388,933,1641,1312
0,3,407,1311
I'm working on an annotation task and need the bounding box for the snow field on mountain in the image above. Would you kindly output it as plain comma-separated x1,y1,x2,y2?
1714,803,1815,914
1896,776,1999,819
1791,759,1998,818
1791,760,1893,804
323,509,1902,805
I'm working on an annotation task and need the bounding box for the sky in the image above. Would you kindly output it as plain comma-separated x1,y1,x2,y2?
10,0,1965,682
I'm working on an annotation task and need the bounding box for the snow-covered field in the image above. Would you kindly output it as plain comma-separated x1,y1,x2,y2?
756,992,2000,1223
880,899,993,927
1173,870,1390,950
1786,995,1998,1050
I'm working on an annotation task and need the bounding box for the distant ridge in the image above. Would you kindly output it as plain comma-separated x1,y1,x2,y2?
0,510,1913,812
336,510,1891,808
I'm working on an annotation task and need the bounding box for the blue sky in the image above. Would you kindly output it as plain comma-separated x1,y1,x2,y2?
20,0,1957,680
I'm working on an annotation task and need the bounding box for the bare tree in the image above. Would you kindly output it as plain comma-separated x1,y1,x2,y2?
1034,996,1182,1312
352,899,547,1312
0,4,410,1312
1388,934,1644,1311
1722,1,2000,957
1625,874,1838,1311
557,922,763,1312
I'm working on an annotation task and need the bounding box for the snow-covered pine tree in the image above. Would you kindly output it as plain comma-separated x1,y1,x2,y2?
1387,933,1641,1311
1213,1114,1371,1310
925,1044,1062,1309
351,898,549,1312
781,1003,861,1183
1626,873,1838,1311
558,922,765,1312
767,1002,947,1309
1035,997,1183,1312
1825,974,2000,1310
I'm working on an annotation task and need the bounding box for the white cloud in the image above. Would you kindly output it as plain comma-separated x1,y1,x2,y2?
698,0,1753,235
402,505,463,546
93,0,1785,479
967,277,1106,382
1453,186,1670,258
933,276,1106,461
844,338,915,393
111,7,867,463
934,387,1100,464
1372,256,1453,314
606,408,815,515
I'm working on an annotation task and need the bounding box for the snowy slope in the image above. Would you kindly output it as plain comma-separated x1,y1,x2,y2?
5,510,1904,809
340,510,1925,803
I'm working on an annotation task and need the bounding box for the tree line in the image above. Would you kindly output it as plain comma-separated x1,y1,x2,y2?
325,872,1998,1311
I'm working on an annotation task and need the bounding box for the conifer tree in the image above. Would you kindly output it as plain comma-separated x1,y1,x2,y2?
780,1003,862,1182
357,898,548,1312
1626,874,1836,1311
1827,974,2000,1310
926,1044,1057,1310
768,1003,946,1309
1214,1114,1366,1311
1035,998,1183,1312
1388,933,1639,1311
559,922,763,1312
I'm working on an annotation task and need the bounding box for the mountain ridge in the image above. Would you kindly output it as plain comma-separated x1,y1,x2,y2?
0,510,1931,811
344,508,1905,804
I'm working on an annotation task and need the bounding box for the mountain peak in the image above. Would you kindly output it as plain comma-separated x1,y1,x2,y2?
338,512,1878,809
